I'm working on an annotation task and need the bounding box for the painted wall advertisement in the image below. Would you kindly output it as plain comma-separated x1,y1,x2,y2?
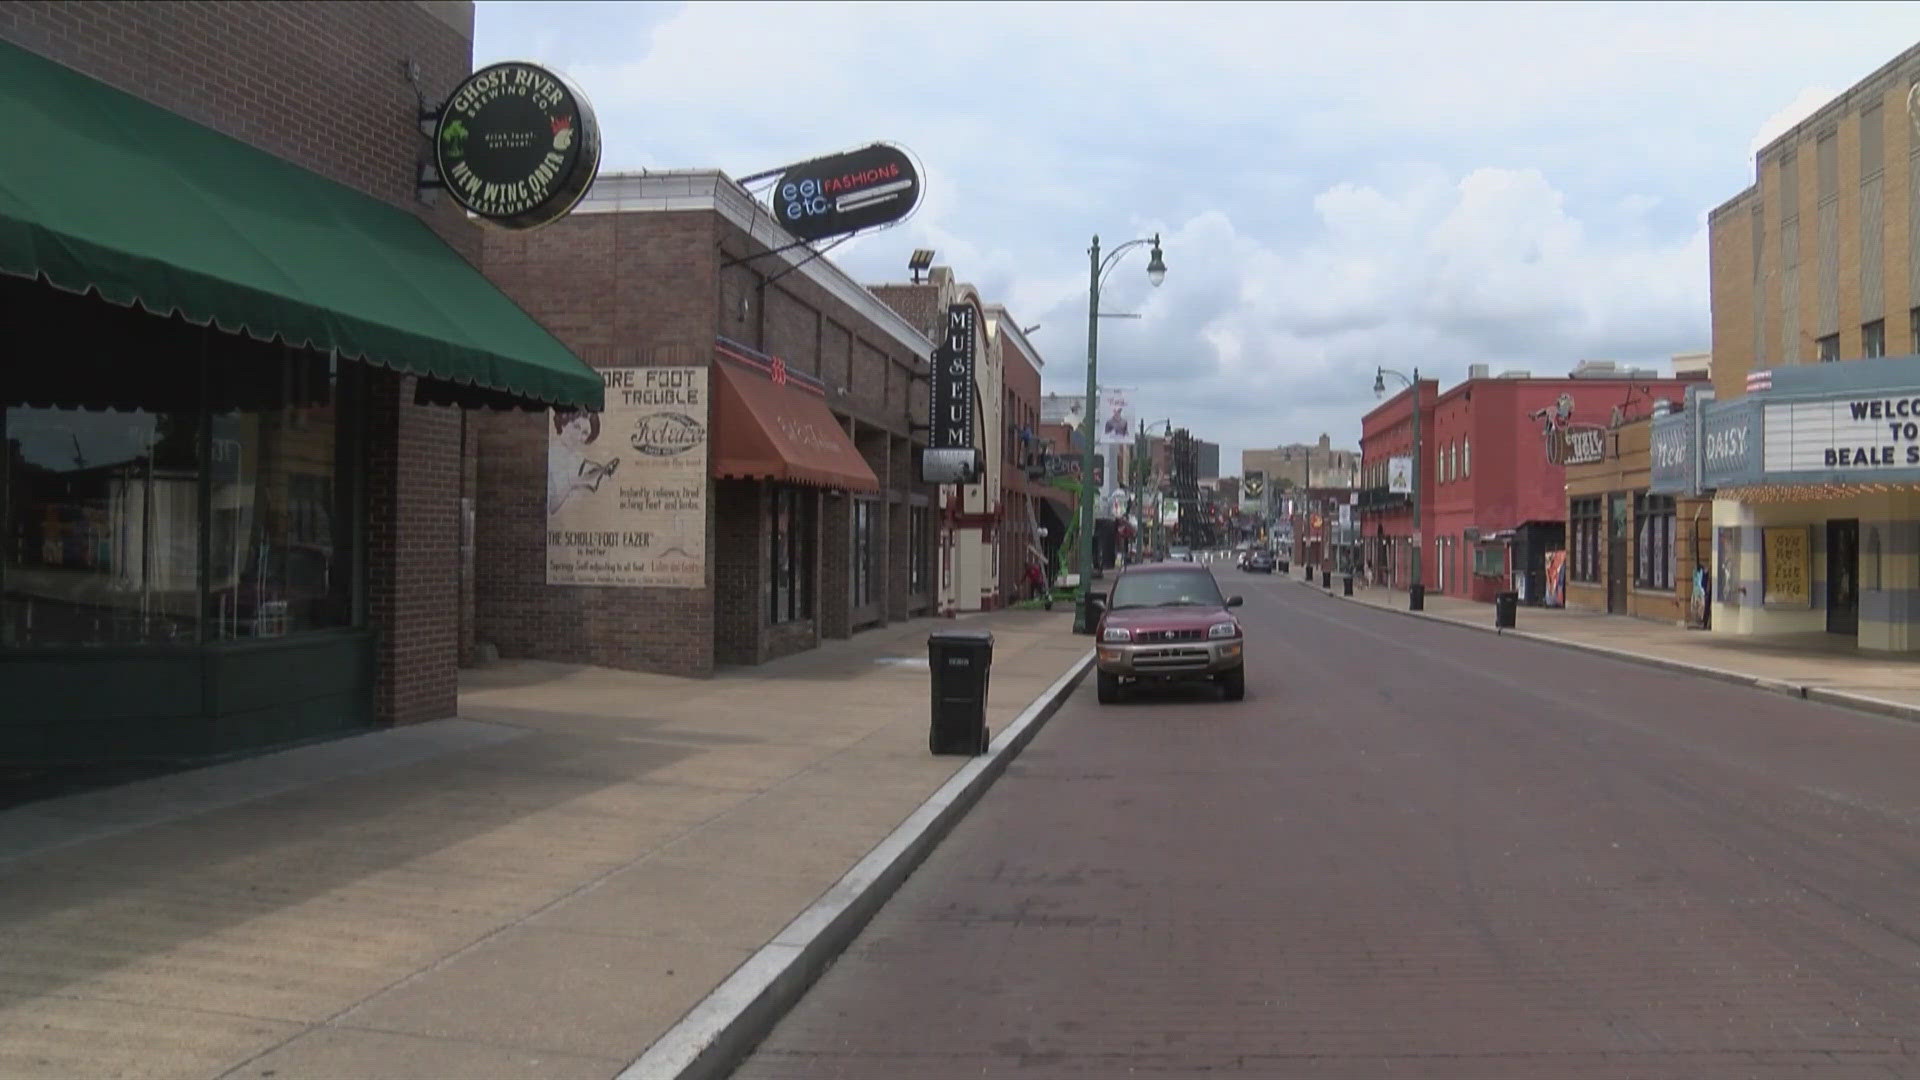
546,366,707,587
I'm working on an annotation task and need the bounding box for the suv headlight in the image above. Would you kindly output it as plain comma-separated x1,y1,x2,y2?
1208,621,1239,639
1100,627,1132,643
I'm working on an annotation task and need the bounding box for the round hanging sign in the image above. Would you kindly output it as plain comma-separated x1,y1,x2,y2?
434,62,601,230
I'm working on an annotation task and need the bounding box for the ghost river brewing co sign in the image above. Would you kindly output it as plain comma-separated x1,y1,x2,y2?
435,62,602,230
771,143,921,242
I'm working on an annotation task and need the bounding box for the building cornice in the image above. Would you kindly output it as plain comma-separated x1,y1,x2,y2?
985,304,1044,370
575,171,933,360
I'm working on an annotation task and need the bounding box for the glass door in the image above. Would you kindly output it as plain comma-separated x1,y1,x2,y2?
1827,519,1858,635
1606,494,1628,613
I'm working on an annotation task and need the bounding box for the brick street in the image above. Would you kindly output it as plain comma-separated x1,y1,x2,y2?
737,574,1920,1079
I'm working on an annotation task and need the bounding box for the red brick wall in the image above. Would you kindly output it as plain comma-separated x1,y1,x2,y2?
475,201,934,674
714,216,933,633
0,1,484,725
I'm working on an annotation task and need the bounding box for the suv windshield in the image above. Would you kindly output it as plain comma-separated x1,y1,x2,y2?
1109,571,1225,609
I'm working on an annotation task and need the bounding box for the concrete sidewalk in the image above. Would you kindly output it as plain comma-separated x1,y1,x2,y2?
1305,571,1920,723
0,610,1089,1080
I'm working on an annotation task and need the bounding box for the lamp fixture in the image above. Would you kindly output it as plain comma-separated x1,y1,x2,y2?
1146,235,1167,287
908,248,935,283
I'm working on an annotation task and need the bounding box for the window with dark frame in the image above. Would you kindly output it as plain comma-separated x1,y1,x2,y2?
851,498,880,607
1863,319,1886,359
768,486,815,624
1634,493,1675,591
1816,333,1840,363
908,506,929,595
1911,306,1919,354
1570,497,1603,583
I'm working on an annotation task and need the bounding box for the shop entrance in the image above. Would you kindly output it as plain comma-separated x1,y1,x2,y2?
1827,518,1859,636
1606,494,1628,613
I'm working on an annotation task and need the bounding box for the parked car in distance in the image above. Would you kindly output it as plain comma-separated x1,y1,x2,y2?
1090,562,1245,703
1167,545,1193,562
1244,549,1275,573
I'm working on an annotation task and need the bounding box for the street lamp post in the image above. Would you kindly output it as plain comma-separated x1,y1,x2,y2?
1374,366,1423,609
1074,233,1167,635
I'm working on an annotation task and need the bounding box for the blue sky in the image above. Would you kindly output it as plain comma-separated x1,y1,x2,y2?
474,1,1919,472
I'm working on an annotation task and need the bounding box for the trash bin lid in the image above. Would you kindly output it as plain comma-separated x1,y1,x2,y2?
928,629,994,645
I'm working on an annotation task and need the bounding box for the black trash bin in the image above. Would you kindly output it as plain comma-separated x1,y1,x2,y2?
1342,574,1353,596
1279,559,1289,573
928,629,993,755
1322,569,1331,589
1494,591,1518,629
1409,583,1425,611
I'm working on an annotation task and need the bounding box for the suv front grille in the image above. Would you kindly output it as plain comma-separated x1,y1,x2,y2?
1136,628,1205,643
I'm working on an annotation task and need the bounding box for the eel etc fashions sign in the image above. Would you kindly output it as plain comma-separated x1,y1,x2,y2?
435,62,602,230
770,144,922,242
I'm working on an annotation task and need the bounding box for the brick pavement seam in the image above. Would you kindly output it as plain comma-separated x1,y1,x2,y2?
1303,576,1920,726
616,649,1096,1080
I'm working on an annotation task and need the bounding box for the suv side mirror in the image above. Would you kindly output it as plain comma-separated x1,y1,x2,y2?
1225,596,1244,608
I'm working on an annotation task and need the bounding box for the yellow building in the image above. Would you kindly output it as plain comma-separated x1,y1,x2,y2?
1676,43,1920,649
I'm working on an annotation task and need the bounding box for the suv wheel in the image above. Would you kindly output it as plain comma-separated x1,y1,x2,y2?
1218,665,1245,702
1097,669,1123,704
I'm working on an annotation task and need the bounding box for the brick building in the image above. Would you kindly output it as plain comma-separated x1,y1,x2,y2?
1360,366,1697,603
1356,377,1438,590
870,269,1007,613
0,2,601,766
474,171,935,674
1675,42,1920,650
1566,404,1712,624
988,308,1068,604
1243,435,1359,493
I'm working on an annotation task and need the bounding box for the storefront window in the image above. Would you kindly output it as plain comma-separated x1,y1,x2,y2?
4,281,366,648
206,347,356,639
1634,494,1675,591
769,485,815,624
4,404,202,646
1570,497,1603,583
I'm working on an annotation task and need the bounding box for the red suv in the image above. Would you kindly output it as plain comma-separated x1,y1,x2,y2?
1090,562,1246,703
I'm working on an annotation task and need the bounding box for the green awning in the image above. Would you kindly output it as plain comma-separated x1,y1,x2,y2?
0,40,602,411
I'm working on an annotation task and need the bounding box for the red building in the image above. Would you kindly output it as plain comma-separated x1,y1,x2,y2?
990,309,1071,604
1357,376,1438,589
1361,365,1699,604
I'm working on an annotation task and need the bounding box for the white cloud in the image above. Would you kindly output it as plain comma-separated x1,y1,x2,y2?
1749,86,1841,156
1024,167,1708,466
470,1,1920,469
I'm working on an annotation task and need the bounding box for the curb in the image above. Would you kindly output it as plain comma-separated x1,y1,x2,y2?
1316,584,1920,724
617,650,1096,1080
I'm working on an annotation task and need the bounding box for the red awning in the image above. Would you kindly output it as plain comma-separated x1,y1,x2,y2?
710,360,880,493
